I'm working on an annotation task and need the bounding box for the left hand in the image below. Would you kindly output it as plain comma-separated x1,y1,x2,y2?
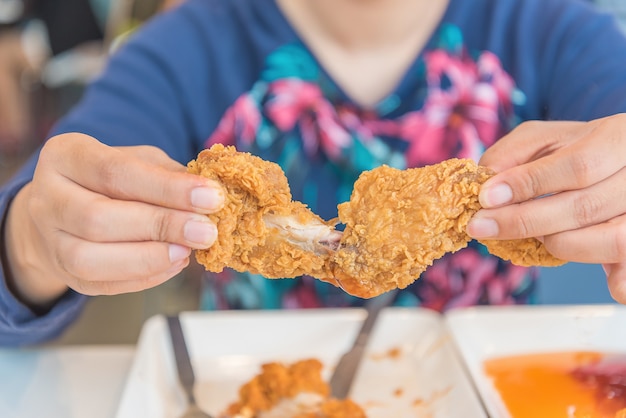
466,114,626,303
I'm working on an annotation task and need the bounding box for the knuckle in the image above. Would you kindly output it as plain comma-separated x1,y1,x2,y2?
516,120,541,134
80,206,107,238
150,210,174,242
58,243,90,279
155,182,171,206
141,145,169,160
98,158,127,197
571,194,604,228
512,213,534,238
40,135,63,160
595,114,626,138
517,168,544,200
568,152,596,186
53,245,71,275
40,134,83,167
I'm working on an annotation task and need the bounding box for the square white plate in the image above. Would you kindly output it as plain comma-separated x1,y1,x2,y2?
445,304,626,418
115,307,486,417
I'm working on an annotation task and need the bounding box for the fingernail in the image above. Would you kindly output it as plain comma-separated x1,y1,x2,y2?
184,219,217,248
169,244,191,263
480,183,513,207
467,218,499,238
191,186,224,211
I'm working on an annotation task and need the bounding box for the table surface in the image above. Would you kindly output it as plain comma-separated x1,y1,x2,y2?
0,345,135,418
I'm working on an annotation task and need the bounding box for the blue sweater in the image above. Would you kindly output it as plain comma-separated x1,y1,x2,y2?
2,0,626,346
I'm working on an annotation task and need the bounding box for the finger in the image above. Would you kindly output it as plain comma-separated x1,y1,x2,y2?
539,214,626,264
605,262,626,305
47,179,217,249
479,116,626,208
53,232,192,283
468,167,626,239
122,145,187,173
479,120,586,172
70,260,189,296
40,134,224,214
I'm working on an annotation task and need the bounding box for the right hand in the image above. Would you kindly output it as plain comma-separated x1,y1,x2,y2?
3,133,224,308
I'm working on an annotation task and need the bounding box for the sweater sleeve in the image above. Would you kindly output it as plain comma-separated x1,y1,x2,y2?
0,170,88,347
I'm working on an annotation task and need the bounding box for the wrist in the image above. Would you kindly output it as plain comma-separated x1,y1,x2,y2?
2,184,68,312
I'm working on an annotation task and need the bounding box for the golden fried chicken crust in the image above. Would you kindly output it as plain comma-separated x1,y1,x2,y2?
221,359,367,418
188,145,564,299
331,161,490,298
187,144,339,283
332,159,564,297
224,360,329,415
479,238,565,267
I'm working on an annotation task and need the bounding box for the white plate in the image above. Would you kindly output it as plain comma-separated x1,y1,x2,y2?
445,304,626,418
115,307,486,418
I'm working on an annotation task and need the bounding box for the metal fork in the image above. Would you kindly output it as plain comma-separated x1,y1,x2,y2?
167,315,214,418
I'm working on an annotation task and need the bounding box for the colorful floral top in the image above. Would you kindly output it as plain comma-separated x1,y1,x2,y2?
200,24,533,312
3,0,626,345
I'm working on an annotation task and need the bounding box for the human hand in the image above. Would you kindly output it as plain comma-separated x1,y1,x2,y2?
466,114,626,303
3,133,224,308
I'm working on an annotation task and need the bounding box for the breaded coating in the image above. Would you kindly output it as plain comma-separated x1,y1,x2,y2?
331,161,491,298
332,160,564,298
187,144,340,283
479,238,565,267
188,146,564,299
220,359,366,418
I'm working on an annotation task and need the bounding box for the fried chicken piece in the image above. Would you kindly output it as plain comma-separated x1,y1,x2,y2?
220,359,367,418
479,237,565,268
187,144,341,284
188,145,564,299
331,160,565,298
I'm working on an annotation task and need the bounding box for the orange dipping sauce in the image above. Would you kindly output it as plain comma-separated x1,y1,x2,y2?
484,351,626,418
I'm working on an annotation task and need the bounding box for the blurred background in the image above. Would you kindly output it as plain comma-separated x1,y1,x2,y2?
0,0,182,180
0,0,622,345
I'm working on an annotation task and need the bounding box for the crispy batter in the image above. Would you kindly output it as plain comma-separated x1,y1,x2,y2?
332,161,490,297
479,238,566,267
332,160,565,297
221,359,366,418
188,146,564,299
187,144,339,284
